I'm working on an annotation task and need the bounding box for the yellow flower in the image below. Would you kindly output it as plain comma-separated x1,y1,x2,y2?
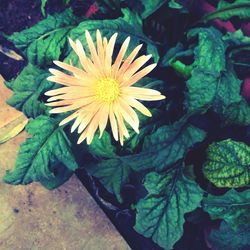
45,30,165,145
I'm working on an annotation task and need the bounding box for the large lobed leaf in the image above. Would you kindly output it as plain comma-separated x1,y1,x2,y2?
7,9,81,66
4,116,78,186
87,158,131,203
134,169,204,250
67,8,159,64
186,28,225,111
203,0,250,22
138,0,166,19
130,120,206,171
91,120,206,173
186,28,250,125
203,189,250,229
209,222,250,250
203,139,250,188
88,131,117,159
212,64,250,125
6,64,53,118
86,120,205,201
87,132,130,202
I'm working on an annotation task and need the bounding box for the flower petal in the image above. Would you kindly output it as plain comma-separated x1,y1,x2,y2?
86,108,102,144
53,60,86,77
131,94,166,101
122,86,162,96
118,44,143,77
77,112,94,134
109,104,119,141
121,63,157,87
85,30,102,69
71,111,85,132
45,99,74,107
112,36,130,77
48,72,94,87
125,97,152,117
49,97,94,114
98,104,109,138
59,111,80,126
75,39,100,76
77,102,102,133
96,29,104,61
104,33,118,75
77,127,89,144
113,103,129,145
121,54,152,81
45,86,94,99
119,97,139,133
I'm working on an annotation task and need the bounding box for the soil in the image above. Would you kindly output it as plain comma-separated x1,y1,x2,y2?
0,1,211,250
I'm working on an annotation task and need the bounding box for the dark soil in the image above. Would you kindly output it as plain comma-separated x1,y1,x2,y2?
0,1,211,250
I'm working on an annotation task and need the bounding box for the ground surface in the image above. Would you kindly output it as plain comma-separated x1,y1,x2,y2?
0,76,130,250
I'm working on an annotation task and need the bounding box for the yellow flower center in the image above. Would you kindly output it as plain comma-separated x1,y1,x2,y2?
94,77,120,103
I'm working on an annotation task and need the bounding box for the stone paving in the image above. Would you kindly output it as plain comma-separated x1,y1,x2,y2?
0,76,130,250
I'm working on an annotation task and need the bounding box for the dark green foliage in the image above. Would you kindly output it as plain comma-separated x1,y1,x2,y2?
3,2,250,249
6,64,53,118
4,116,77,186
209,222,250,250
203,139,250,188
203,189,250,229
7,9,81,66
87,158,131,203
134,168,203,249
203,0,250,22
66,8,159,64
186,28,226,111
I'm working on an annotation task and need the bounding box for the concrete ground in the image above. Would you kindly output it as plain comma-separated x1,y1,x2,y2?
0,76,130,250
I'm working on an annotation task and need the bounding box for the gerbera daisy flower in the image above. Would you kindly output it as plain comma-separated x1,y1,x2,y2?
45,30,165,145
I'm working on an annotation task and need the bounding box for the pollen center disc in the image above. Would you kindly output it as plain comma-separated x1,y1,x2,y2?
95,77,120,103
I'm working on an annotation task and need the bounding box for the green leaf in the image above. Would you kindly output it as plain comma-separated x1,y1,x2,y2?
96,0,121,12
223,29,250,47
67,9,159,64
138,0,166,19
188,28,226,73
212,64,250,126
203,0,250,22
125,77,164,151
187,69,218,111
203,139,250,188
125,110,160,151
161,42,184,66
86,120,205,201
63,0,71,5
7,9,80,66
4,116,78,185
87,131,129,202
39,162,73,189
221,100,250,125
87,158,131,203
168,0,188,12
88,131,116,158
131,121,206,171
170,60,192,78
93,120,206,173
186,28,250,124
209,222,250,250
134,169,204,250
121,7,142,27
186,28,226,111
7,64,53,118
41,0,48,16
203,189,250,229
